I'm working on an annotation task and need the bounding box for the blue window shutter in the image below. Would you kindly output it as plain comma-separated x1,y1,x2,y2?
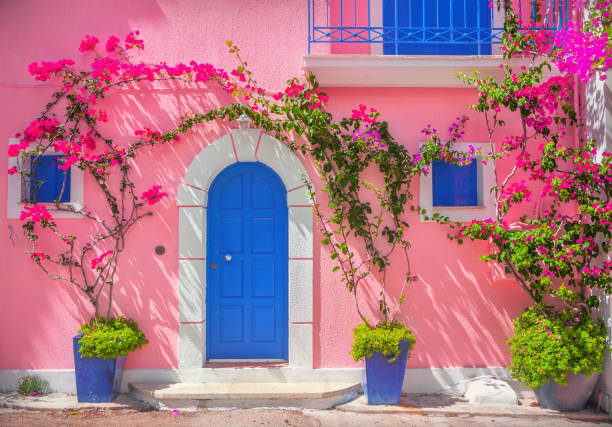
383,0,492,55
432,158,478,206
30,155,71,203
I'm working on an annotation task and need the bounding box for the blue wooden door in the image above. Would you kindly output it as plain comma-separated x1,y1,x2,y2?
207,162,288,359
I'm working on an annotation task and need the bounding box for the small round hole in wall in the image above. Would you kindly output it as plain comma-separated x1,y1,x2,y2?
155,245,165,256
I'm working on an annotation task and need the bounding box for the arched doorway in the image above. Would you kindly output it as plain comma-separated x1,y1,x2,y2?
176,129,313,369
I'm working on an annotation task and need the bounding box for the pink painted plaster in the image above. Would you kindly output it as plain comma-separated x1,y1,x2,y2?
0,0,554,371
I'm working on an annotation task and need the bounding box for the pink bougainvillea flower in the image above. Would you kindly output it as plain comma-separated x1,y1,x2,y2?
19,205,53,223
79,35,99,53
80,129,96,150
29,252,45,261
23,118,60,143
351,104,378,123
141,185,168,205
105,35,120,52
90,250,113,269
8,166,17,175
28,59,75,81
124,31,144,50
8,140,28,157
284,81,304,98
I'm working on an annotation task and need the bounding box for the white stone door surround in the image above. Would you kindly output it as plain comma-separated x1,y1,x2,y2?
176,129,314,369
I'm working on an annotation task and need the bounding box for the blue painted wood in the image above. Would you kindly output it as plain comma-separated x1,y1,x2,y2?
207,162,288,360
362,339,411,405
432,159,478,206
73,334,126,402
30,155,70,203
382,0,492,55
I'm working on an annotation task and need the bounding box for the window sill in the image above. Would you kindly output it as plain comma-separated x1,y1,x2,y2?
433,205,485,210
303,54,538,88
14,202,83,219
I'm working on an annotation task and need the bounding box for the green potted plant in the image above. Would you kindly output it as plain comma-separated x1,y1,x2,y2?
508,304,608,411
282,92,421,405
73,317,148,402
416,0,612,411
8,31,212,402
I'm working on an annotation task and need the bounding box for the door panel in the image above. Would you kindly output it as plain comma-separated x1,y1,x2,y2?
207,162,288,360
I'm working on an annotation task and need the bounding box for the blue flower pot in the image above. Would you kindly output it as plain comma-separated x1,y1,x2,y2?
535,372,600,412
362,339,411,405
73,333,126,402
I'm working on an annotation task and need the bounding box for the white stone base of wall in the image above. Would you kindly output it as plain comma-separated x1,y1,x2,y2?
0,367,510,395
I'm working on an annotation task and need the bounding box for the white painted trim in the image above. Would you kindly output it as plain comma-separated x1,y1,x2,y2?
419,142,496,223
7,138,84,219
0,367,511,395
177,130,314,369
303,55,551,88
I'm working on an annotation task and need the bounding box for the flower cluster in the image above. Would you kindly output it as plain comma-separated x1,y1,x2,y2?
19,205,53,224
28,59,75,81
141,186,168,205
79,35,99,52
351,104,378,124
90,250,113,270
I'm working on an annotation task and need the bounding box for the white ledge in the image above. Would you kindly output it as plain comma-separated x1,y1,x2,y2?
303,54,530,88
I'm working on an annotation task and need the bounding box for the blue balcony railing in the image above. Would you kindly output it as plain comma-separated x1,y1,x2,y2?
307,0,570,55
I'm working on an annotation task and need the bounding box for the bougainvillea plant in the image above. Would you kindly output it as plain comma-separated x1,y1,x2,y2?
8,32,252,345
264,78,420,358
508,300,607,388
10,31,420,360
412,0,612,387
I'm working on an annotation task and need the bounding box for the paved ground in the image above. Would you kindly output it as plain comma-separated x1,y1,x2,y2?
1,407,611,426
1,392,611,426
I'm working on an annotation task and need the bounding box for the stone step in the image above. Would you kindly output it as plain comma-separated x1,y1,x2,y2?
128,382,361,410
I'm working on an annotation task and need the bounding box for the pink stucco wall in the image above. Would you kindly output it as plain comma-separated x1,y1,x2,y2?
1,0,539,371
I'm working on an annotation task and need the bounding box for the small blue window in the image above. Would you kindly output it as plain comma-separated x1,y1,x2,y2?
432,158,478,206
382,0,492,55
30,155,71,203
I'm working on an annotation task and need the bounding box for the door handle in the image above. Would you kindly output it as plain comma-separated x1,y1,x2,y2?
225,254,232,262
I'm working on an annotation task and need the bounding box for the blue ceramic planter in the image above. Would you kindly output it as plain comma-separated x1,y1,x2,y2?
362,339,411,405
73,334,126,403
535,372,600,412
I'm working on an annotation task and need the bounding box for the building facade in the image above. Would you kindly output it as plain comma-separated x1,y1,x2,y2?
0,0,576,393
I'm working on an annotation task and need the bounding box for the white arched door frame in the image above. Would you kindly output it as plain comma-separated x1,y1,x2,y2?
176,129,313,369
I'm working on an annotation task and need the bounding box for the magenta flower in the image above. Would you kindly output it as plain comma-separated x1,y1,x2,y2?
141,185,168,206
19,205,53,223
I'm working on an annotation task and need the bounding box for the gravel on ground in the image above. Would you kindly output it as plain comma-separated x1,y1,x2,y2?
1,407,611,427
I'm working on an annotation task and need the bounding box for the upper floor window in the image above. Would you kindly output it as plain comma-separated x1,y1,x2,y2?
382,0,492,55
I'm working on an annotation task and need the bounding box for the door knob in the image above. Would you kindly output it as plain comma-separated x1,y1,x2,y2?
225,254,232,262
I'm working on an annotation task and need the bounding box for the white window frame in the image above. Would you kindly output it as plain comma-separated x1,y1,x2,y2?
7,137,84,219
419,142,496,222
